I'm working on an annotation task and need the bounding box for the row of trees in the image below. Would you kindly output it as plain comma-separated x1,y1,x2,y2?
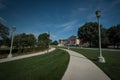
13,33,58,49
78,22,120,48
0,23,58,53
13,33,50,53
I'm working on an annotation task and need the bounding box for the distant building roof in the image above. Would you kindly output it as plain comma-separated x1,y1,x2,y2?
68,35,77,40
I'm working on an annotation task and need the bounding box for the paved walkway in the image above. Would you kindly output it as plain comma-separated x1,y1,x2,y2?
62,49,111,80
0,48,55,63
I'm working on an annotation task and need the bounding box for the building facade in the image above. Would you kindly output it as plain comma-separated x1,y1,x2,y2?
58,35,80,46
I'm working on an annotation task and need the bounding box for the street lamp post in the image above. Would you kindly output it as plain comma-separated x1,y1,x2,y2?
95,10,105,63
8,26,16,58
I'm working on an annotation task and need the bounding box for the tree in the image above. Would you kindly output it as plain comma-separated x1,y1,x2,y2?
51,40,58,45
101,28,109,47
0,23,9,46
14,33,26,49
78,22,108,48
14,33,36,52
108,24,120,48
38,33,50,47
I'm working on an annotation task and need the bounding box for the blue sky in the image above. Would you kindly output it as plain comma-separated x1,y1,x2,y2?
0,0,120,41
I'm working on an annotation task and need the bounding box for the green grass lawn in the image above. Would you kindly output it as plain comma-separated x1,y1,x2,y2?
70,48,120,80
0,49,69,80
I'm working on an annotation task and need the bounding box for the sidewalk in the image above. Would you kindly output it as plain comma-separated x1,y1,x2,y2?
62,49,111,80
0,48,55,63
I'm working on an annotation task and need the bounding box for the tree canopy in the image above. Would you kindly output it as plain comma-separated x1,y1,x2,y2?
51,40,58,45
108,24,120,48
78,22,108,47
38,33,50,47
14,33,36,49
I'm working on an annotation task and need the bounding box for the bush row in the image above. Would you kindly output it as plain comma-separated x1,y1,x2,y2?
0,46,48,59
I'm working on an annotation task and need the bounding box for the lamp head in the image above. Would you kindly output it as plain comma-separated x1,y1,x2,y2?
96,10,101,18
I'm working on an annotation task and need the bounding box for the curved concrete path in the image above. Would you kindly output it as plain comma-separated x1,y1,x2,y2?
0,48,55,63
62,49,111,80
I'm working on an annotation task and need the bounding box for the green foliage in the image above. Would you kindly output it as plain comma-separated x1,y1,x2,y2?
78,22,98,40
101,28,109,48
0,49,69,80
12,33,37,53
71,48,120,80
51,40,58,45
14,33,36,50
0,46,48,59
108,24,120,48
78,22,108,48
0,32,50,58
38,33,50,47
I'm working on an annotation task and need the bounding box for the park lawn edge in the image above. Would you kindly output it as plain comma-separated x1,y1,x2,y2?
0,49,70,80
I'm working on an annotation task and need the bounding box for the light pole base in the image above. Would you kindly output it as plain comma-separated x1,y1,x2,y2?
98,56,105,63
7,53,12,58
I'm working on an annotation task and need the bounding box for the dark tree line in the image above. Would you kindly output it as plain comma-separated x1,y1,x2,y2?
78,22,120,48
0,23,58,53
107,24,120,48
12,33,51,53
13,33,36,52
1,21,119,49
51,40,58,45
38,33,50,47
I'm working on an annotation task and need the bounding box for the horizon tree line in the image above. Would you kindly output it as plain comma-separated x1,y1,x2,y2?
0,22,58,53
0,22,120,49
78,22,120,48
